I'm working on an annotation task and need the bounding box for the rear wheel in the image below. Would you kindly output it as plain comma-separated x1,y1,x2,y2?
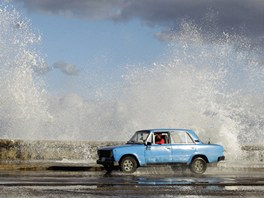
120,156,138,173
189,157,207,174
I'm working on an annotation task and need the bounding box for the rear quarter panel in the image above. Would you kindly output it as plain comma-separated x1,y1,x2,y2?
194,144,224,163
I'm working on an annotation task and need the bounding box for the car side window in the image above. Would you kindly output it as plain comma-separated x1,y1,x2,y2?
154,132,169,144
170,132,194,144
129,131,150,144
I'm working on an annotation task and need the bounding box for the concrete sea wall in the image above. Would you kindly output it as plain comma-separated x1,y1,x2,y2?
0,139,122,162
0,139,263,170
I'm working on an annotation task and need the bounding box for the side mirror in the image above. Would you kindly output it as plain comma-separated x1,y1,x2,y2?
208,138,211,144
146,142,152,146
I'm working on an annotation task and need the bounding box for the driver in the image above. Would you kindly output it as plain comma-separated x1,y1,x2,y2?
155,133,165,144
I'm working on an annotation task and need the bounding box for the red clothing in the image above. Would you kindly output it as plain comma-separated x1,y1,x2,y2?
155,138,165,144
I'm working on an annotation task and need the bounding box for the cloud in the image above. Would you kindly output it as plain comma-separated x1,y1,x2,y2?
33,63,52,74
15,0,264,45
53,61,79,76
15,0,125,20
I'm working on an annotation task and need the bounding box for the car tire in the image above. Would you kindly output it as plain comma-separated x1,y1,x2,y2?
120,156,138,173
189,157,207,174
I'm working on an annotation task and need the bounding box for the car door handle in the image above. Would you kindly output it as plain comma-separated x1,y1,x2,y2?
166,147,171,149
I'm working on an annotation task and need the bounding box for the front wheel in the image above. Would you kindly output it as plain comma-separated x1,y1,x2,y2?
189,157,207,174
120,156,138,173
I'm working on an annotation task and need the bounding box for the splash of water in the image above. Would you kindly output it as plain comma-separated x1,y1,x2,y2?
0,3,263,160
0,3,50,139
118,22,264,157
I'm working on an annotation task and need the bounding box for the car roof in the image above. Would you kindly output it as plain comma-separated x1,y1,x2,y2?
137,128,193,133
136,128,200,141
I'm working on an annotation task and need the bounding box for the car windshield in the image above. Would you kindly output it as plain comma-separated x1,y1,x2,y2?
127,131,150,144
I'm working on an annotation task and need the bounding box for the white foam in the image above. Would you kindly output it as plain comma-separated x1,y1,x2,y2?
0,3,263,161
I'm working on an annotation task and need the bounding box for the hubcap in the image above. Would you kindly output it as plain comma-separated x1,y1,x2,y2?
193,160,204,172
123,159,133,171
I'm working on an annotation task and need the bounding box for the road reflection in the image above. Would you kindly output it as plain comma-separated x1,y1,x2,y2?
1,168,264,197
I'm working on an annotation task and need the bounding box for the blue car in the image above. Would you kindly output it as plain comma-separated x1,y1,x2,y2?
97,129,225,174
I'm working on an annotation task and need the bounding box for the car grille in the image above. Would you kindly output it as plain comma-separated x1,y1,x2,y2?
98,150,112,158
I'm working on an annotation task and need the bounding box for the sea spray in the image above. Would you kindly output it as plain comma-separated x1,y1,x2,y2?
118,22,263,159
0,3,50,139
0,3,263,161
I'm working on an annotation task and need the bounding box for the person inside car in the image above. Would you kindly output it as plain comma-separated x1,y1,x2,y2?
155,133,165,144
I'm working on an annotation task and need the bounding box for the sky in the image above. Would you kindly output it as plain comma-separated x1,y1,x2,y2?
11,0,264,99
1,0,263,143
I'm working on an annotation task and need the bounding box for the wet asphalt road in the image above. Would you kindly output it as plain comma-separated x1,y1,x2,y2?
1,167,264,197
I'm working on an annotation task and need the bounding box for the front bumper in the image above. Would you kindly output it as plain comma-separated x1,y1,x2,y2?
97,158,119,166
218,156,225,161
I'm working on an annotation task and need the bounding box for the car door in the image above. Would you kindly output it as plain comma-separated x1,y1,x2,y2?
170,131,196,163
144,132,172,164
